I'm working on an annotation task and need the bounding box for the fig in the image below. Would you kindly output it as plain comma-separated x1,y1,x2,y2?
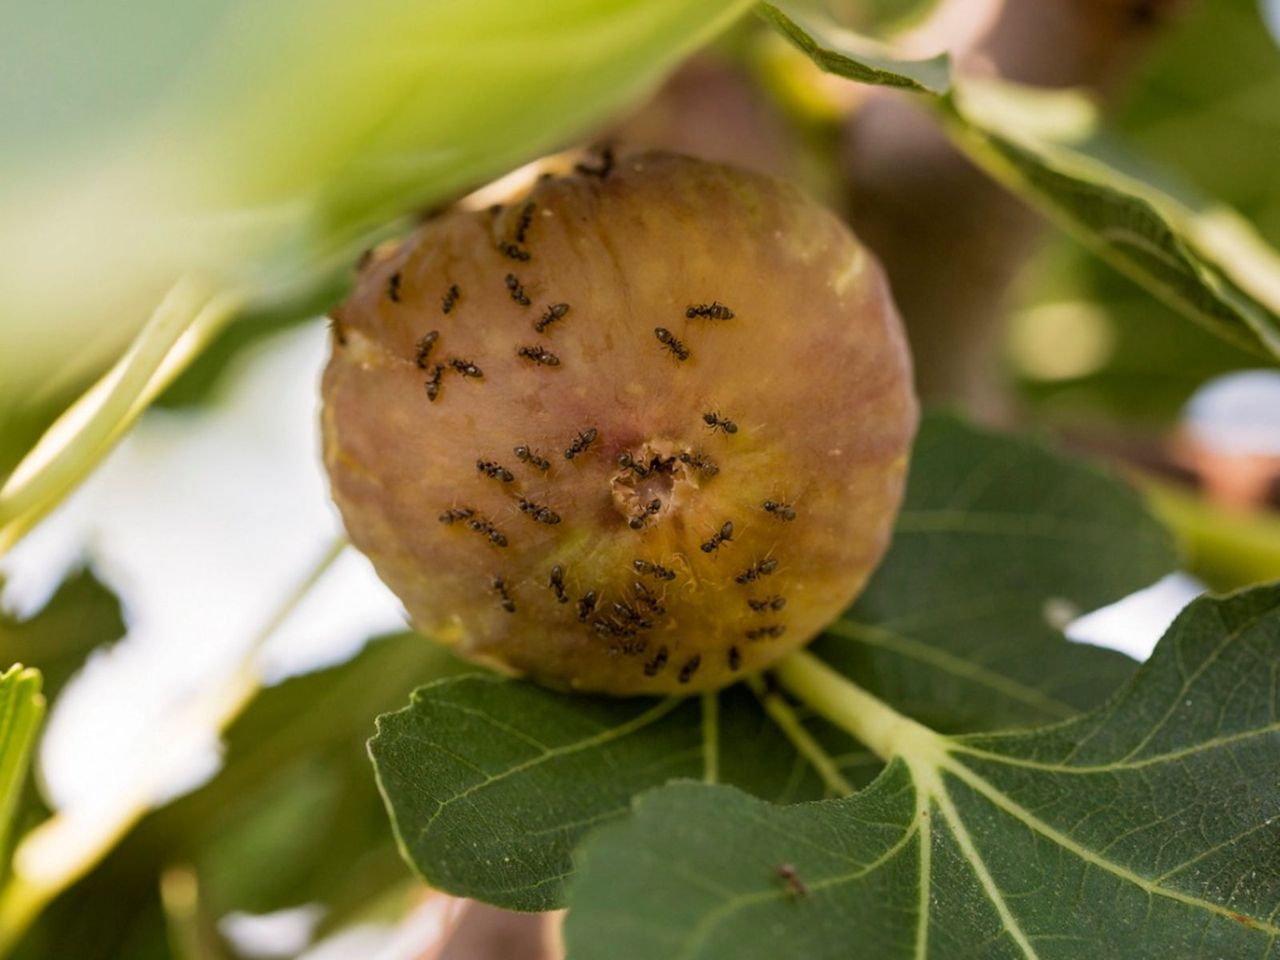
321,150,916,695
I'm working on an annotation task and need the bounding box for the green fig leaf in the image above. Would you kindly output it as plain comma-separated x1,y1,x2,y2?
565,584,1280,959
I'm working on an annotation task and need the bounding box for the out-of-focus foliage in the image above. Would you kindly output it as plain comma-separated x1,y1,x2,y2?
0,667,44,876
12,629,462,959
0,0,753,492
0,572,126,704
1010,0,1280,422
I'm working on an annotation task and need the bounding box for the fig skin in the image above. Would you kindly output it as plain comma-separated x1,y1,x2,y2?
322,150,916,695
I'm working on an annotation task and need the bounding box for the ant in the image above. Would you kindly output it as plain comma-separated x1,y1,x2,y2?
497,241,530,262
576,591,599,622
549,565,569,603
728,646,742,671
700,520,734,554
748,596,787,613
564,427,598,460
534,302,569,333
575,145,615,179
745,624,786,641
438,507,475,524
518,498,561,525
654,327,690,362
448,358,483,378
505,274,531,306
491,577,515,613
513,445,550,472
686,301,734,320
763,499,797,521
387,271,403,303
628,498,661,529
677,655,702,684
643,646,669,677
678,451,719,477
516,345,560,366
441,284,460,314
514,203,535,244
703,411,738,435
414,331,439,369
735,558,779,584
476,460,514,483
424,363,445,402
633,559,676,581
775,864,807,897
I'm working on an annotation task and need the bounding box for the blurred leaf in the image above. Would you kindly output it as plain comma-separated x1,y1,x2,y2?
758,4,948,93
763,1,1280,360
0,0,755,408
0,570,126,702
370,413,1174,912
565,585,1280,959
7,629,458,958
0,666,44,873
818,413,1177,733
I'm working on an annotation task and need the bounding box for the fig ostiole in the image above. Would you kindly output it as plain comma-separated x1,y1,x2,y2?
322,150,916,695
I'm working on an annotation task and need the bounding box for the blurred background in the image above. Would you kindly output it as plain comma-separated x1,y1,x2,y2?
2,0,1279,957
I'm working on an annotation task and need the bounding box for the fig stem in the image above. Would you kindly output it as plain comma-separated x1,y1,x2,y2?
772,651,945,767
747,674,854,797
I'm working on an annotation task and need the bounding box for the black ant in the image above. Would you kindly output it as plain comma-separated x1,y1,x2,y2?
518,498,561,525
763,499,797,521
498,241,530,261
549,565,569,603
703,411,738,435
686,301,733,320
700,521,734,553
631,581,665,615
449,358,483,378
441,284,460,314
476,460,514,483
735,558,779,584
628,498,662,529
534,302,569,333
633,559,676,581
564,427,598,460
466,516,508,547
745,624,786,641
643,646,669,677
678,655,702,684
424,363,445,402
678,451,719,477
505,274,531,306
514,203,535,244
654,327,690,362
576,591,598,621
748,595,787,613
438,507,475,524
514,445,550,472
516,345,560,366
387,271,402,303
414,331,439,369
491,577,515,613
728,646,742,671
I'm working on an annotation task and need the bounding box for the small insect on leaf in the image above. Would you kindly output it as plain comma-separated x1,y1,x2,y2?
775,864,807,897
534,302,569,333
516,345,561,366
564,427,599,460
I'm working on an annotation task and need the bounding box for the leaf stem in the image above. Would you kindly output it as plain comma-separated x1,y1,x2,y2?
772,650,944,766
700,693,719,784
0,537,346,957
0,277,244,556
746,675,855,796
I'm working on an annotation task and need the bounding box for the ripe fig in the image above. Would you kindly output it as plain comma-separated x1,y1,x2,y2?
321,150,916,695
